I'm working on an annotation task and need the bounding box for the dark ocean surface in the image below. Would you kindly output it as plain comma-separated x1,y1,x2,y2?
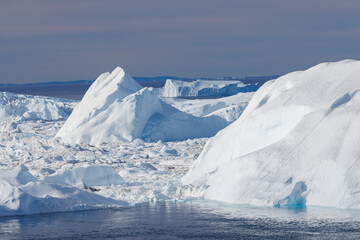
1,201,360,240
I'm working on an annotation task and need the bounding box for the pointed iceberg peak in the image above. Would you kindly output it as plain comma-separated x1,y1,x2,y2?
56,66,143,143
111,66,126,75
92,66,141,93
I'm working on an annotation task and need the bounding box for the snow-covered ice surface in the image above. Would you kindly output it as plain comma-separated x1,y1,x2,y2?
1,66,256,216
0,66,255,216
182,60,360,209
0,99,208,216
0,118,206,216
162,79,258,97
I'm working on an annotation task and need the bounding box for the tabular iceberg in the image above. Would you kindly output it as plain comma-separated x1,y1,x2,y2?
182,60,360,209
162,79,258,98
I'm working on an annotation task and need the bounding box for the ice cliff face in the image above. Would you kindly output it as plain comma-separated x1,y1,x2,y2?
162,79,258,98
182,60,360,209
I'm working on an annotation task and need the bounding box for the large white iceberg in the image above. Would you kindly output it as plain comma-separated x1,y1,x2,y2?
57,67,232,145
182,60,360,209
56,67,143,144
162,79,258,98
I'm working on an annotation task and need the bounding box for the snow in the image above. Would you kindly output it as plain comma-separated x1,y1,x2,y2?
162,79,258,98
182,60,360,209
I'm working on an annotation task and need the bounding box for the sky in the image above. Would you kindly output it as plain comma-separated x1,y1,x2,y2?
1,0,360,84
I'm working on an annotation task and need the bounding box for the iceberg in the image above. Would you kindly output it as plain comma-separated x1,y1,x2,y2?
182,60,360,209
57,67,233,145
0,165,127,216
56,67,143,143
162,79,258,98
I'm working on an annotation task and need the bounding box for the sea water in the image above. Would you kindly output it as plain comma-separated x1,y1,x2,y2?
1,201,360,239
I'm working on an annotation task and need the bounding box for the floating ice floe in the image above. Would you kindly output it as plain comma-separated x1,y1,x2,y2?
0,165,127,216
182,60,360,209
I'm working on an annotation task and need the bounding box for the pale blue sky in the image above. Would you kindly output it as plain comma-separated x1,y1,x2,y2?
1,0,360,83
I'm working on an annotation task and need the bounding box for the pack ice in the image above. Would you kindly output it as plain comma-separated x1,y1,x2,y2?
162,79,258,98
56,67,232,145
182,60,360,209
